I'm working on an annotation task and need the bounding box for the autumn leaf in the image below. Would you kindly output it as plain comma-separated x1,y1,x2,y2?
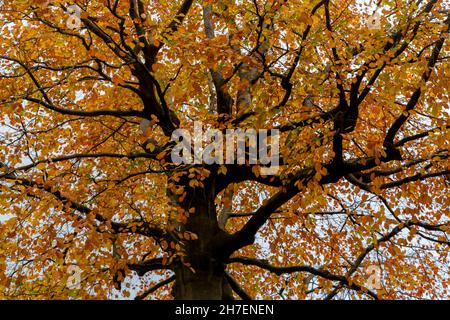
0,0,449,302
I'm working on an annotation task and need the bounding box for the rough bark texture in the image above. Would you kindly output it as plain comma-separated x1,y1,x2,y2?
168,173,234,300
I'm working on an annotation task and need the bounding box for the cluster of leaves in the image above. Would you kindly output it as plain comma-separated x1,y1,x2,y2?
0,0,449,300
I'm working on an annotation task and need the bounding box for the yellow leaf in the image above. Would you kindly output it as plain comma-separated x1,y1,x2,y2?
189,179,197,188
190,233,198,240
146,142,156,152
152,37,161,47
218,165,227,175
36,163,46,170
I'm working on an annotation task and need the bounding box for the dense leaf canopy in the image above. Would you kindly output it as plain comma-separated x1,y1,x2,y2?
0,0,449,299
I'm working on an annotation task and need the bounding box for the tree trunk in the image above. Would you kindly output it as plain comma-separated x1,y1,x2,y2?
169,174,233,300
173,259,233,300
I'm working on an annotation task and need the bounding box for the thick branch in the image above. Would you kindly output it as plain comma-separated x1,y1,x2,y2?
128,258,170,276
224,271,253,300
384,27,447,149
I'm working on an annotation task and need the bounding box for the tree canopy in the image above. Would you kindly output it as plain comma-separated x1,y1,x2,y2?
0,0,449,300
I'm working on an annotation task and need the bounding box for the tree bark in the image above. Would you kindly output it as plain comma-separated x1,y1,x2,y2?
173,260,233,300
169,173,234,300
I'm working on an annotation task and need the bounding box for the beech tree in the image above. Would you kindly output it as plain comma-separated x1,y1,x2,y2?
0,0,449,300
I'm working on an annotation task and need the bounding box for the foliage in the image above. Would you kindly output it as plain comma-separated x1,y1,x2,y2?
0,0,449,299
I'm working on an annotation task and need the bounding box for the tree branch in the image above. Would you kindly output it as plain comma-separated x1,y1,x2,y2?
128,258,170,276
227,256,378,299
224,271,253,300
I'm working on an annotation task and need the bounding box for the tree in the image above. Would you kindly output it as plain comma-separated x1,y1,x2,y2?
0,0,449,300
